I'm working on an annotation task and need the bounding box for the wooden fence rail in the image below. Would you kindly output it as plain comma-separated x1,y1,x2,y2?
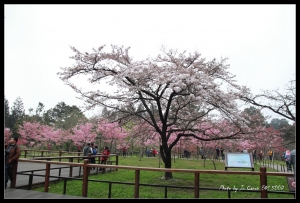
9,155,295,198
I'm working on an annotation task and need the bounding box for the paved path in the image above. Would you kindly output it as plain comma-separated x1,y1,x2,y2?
5,188,89,199
5,161,112,199
256,161,294,173
10,161,110,188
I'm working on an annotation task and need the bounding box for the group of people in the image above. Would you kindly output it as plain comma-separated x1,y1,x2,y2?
146,148,158,157
83,142,110,171
215,146,225,160
184,149,191,158
4,138,112,189
254,149,272,161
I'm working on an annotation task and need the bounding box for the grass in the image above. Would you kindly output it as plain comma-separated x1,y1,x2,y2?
31,156,294,199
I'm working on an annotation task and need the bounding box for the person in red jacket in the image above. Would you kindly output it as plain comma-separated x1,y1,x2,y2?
152,148,158,157
99,146,110,171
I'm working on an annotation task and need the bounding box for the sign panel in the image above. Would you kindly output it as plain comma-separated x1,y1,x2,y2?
225,152,254,171
286,176,296,192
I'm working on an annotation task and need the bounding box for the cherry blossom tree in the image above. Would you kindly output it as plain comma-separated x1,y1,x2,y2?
58,45,259,179
96,119,128,151
18,121,99,151
239,79,295,122
4,127,12,143
18,121,64,149
18,121,41,148
70,122,97,147
125,122,160,159
198,124,284,159
38,125,62,149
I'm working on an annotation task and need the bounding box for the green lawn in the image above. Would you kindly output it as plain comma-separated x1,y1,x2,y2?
32,156,294,199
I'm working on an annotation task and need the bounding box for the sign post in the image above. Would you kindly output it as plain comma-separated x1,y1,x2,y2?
225,152,254,171
286,176,296,192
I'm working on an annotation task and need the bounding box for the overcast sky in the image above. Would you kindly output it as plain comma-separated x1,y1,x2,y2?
4,4,295,122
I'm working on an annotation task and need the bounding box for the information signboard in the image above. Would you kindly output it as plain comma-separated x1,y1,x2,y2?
286,176,296,192
224,152,254,171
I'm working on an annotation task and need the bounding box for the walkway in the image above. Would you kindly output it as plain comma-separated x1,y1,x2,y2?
5,188,89,199
4,161,110,199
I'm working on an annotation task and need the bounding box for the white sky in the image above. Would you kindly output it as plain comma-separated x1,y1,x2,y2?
4,4,295,122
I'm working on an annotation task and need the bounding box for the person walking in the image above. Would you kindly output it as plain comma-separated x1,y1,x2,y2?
152,148,158,157
259,150,263,161
220,147,225,160
215,146,220,159
268,149,273,161
252,149,256,160
83,143,93,157
184,149,190,159
47,144,52,155
146,149,150,157
5,137,21,189
77,145,82,152
284,149,292,172
122,146,127,157
199,147,204,159
91,143,98,170
290,149,296,179
99,146,110,171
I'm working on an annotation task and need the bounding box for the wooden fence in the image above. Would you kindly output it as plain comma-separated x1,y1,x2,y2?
9,152,295,198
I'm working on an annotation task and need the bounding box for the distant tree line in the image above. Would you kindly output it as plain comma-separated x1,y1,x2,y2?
5,95,295,151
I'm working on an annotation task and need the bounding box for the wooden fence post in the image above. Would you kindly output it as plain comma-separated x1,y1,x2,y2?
10,160,18,188
82,159,89,197
116,154,119,171
260,166,268,198
134,170,140,198
44,162,50,192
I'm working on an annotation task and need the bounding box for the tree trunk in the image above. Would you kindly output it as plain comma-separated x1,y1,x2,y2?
162,147,173,180
163,158,173,180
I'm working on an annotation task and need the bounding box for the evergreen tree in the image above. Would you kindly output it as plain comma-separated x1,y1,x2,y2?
243,106,267,127
4,96,10,128
269,118,295,148
43,101,87,130
10,96,25,137
24,102,46,124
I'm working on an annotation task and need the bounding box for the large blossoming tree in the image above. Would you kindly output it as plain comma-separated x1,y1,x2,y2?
239,79,295,122
18,121,63,149
58,45,255,179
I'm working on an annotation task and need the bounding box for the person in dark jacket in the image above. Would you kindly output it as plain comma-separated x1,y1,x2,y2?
5,137,21,189
290,149,296,179
83,142,92,156
91,143,97,170
122,146,127,157
215,146,220,159
200,147,204,159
